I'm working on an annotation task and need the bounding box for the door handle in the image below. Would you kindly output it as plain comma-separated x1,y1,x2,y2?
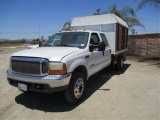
85,55,89,58
90,64,94,67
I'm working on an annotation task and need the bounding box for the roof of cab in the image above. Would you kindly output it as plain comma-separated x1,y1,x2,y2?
59,30,106,34
71,14,128,28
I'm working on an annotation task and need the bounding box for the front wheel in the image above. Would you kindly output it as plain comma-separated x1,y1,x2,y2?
64,72,86,104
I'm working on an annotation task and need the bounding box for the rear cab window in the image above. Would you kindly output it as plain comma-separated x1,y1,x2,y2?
100,33,109,47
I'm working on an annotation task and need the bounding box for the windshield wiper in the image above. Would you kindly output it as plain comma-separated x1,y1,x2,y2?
43,44,53,47
62,44,73,47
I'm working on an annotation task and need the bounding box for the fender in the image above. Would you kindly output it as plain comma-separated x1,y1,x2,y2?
68,59,89,79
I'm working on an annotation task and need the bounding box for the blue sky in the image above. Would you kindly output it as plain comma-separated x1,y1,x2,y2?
0,0,159,40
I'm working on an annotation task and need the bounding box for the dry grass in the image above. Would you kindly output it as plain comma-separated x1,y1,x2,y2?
0,44,28,47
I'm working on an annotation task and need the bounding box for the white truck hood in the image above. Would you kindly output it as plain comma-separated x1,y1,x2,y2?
12,47,80,61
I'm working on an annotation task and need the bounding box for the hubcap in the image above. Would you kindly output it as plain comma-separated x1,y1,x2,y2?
74,78,84,99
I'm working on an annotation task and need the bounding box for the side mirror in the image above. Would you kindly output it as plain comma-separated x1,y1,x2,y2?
98,42,105,51
89,44,94,52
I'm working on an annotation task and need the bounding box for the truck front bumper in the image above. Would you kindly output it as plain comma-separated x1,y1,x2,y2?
6,69,71,93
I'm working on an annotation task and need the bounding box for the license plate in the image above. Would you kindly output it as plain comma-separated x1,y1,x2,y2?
18,83,27,91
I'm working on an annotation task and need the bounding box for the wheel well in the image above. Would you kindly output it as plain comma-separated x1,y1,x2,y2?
117,52,126,61
73,65,88,80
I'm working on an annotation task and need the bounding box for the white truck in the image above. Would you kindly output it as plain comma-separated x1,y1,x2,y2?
6,14,128,104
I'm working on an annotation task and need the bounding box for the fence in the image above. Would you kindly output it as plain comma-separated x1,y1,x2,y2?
127,33,160,59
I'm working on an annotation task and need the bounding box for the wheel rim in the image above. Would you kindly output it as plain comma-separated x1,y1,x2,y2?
121,58,124,68
74,78,84,99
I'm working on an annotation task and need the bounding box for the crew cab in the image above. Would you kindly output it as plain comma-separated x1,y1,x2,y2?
7,30,111,104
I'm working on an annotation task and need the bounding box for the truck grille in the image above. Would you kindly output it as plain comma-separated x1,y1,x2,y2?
11,57,48,75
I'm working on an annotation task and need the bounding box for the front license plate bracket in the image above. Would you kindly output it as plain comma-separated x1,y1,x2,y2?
18,83,27,91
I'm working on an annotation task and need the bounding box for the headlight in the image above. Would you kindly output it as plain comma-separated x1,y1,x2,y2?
49,62,67,75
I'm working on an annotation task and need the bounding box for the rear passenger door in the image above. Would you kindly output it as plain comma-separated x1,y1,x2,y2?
99,33,111,68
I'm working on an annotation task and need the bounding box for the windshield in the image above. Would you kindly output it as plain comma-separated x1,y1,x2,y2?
43,32,89,48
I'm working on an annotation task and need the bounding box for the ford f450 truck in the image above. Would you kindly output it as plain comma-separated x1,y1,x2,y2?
6,14,128,104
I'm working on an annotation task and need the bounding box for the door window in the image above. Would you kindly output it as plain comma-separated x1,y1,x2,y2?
90,33,100,45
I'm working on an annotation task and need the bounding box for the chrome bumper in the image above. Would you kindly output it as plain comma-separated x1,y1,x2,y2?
6,69,71,92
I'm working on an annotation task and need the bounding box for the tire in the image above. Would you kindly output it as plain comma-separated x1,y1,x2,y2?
116,57,124,70
64,72,86,104
109,58,116,70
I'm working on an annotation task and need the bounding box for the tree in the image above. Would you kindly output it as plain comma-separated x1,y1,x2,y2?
30,38,41,44
62,21,71,31
103,3,145,33
108,3,145,29
137,0,160,10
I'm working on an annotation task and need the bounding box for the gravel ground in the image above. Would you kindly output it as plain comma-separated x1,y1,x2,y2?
0,48,159,120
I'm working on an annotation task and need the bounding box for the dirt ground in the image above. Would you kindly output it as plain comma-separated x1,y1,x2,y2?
0,48,159,120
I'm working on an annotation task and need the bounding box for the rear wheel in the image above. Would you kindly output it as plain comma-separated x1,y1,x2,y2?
64,72,86,104
116,57,124,70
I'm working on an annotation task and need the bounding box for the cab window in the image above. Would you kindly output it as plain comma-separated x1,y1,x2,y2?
100,33,109,46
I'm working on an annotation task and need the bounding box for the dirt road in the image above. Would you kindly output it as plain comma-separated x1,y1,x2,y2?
0,48,159,120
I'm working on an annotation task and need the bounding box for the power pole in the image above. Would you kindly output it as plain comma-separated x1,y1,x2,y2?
39,24,40,39
96,9,101,15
